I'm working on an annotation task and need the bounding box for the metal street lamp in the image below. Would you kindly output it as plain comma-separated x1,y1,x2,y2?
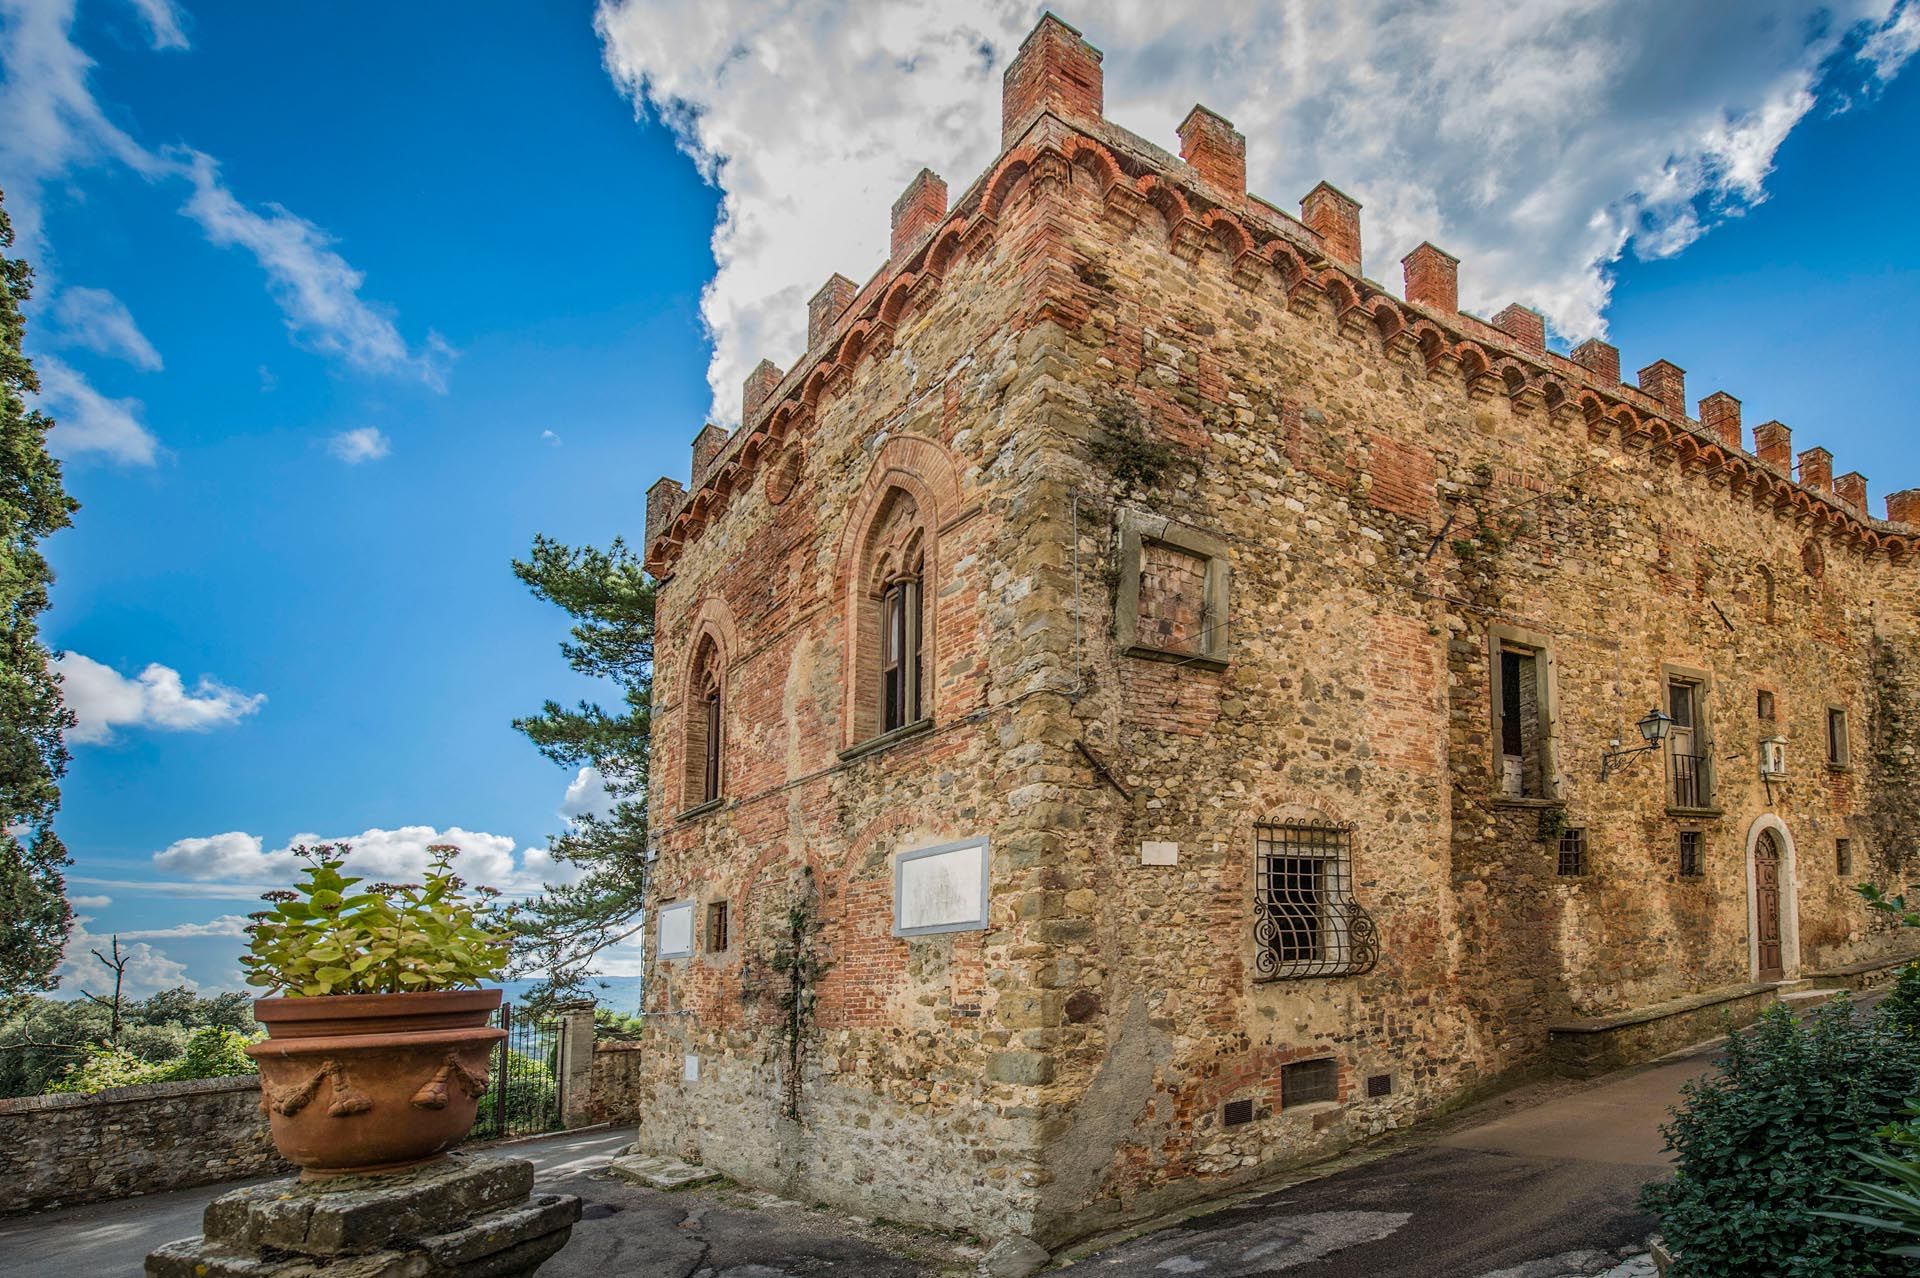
1600,707,1673,781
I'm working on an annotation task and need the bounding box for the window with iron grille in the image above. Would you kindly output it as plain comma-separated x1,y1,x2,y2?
1557,828,1587,877
1836,839,1853,877
1679,830,1704,877
1282,1058,1339,1108
705,901,730,953
1827,707,1851,769
1254,822,1378,981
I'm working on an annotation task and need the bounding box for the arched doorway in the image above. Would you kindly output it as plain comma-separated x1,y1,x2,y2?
1745,816,1800,982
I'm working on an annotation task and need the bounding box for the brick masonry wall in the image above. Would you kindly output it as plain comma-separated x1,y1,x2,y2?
633,75,1920,1246
0,1076,283,1215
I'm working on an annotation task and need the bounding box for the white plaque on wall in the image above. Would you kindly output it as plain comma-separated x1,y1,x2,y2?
893,838,990,937
657,900,694,959
1140,841,1179,866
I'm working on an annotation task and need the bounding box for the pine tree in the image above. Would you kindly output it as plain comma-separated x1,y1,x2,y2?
0,187,79,997
509,534,652,1008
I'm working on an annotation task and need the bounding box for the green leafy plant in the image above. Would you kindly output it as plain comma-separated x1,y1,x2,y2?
240,843,512,997
1642,999,1920,1276
1859,882,1920,929
1817,1098,1920,1259
45,1027,259,1095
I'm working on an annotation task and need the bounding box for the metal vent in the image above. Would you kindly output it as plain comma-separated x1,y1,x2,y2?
1366,1073,1392,1099
1222,1097,1255,1127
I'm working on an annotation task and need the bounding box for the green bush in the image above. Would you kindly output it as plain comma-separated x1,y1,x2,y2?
1642,998,1920,1276
474,1049,555,1132
0,987,258,1097
45,1025,259,1095
1878,963,1920,1041
1819,1098,1920,1260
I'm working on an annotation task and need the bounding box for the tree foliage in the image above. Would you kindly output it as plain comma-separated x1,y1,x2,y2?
509,535,653,1010
0,187,79,996
0,986,254,1097
1641,998,1920,1276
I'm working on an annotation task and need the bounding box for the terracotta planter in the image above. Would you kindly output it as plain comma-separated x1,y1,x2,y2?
246,988,506,1177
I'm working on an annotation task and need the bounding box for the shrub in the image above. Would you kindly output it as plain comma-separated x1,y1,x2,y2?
241,843,512,996
1642,998,1920,1276
1878,962,1920,1041
1819,1098,1920,1260
474,1049,555,1132
44,1025,259,1095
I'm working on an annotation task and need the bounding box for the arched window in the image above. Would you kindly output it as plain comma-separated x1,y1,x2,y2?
683,635,723,809
850,486,931,743
880,557,923,732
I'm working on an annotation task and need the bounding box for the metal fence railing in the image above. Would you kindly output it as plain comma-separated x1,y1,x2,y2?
468,1002,560,1142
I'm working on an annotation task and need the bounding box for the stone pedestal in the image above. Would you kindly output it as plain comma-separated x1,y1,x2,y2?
146,1153,580,1277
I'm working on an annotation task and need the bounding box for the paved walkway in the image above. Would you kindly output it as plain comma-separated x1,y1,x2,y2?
0,1039,1718,1277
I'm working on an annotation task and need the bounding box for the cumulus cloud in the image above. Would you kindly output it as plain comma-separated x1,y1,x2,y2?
559,766,615,822
597,0,1920,424
56,653,266,744
49,286,163,370
152,825,568,895
117,914,252,940
56,920,195,996
0,0,446,394
32,354,160,464
68,893,111,908
328,426,391,464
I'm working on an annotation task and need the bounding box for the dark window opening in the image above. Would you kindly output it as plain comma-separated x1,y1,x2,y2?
705,901,730,953
1282,1058,1339,1108
1757,689,1775,721
1836,839,1853,877
702,685,722,804
1679,830,1704,878
1557,828,1587,877
1667,679,1710,808
881,575,922,733
1498,646,1547,798
1827,708,1849,768
1366,1073,1393,1099
1254,822,1378,981
1221,1098,1255,1127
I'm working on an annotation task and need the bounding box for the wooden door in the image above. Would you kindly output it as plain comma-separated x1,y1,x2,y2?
1755,831,1784,981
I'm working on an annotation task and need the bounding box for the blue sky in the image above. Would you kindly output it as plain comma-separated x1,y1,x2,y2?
4,0,1917,999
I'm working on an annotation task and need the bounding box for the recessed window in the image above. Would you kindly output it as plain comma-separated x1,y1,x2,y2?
1282,1058,1339,1108
1488,628,1559,802
1366,1073,1393,1099
1836,839,1853,877
1556,828,1587,877
1666,675,1713,809
1254,822,1378,981
705,901,730,953
1678,831,1704,878
1116,512,1230,669
1221,1097,1255,1127
683,635,725,811
1756,689,1776,721
880,572,923,733
1826,707,1851,769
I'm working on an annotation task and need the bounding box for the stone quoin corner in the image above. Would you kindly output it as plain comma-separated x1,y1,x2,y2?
620,10,1920,1251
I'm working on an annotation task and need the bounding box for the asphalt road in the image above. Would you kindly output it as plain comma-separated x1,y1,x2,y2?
0,1039,1714,1277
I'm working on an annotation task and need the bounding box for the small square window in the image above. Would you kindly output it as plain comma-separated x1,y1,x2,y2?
1221,1097,1255,1127
1282,1058,1339,1108
1836,839,1853,878
1366,1073,1393,1099
1116,513,1230,670
705,901,730,953
1678,831,1704,878
1556,828,1587,877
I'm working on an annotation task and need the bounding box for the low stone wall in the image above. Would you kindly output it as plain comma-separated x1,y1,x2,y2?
586,1041,648,1128
1547,983,1780,1078
0,1075,284,1215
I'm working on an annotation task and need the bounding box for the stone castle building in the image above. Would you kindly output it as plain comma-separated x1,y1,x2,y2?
624,14,1920,1247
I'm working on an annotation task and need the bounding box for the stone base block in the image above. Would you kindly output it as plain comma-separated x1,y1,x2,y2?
609,1151,723,1191
147,1153,579,1278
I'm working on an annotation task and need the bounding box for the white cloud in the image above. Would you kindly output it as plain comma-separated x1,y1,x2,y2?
126,0,188,51
56,652,266,744
68,893,111,908
560,765,615,822
597,0,1918,423
55,919,195,997
152,824,568,895
69,874,281,901
177,148,453,389
32,354,160,464
50,285,163,370
0,0,446,392
328,426,391,464
540,428,562,446
117,914,251,940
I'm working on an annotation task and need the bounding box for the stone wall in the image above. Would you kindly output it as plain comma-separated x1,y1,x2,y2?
0,1076,282,1215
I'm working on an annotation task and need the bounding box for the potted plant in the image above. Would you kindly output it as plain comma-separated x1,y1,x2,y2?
241,842,513,1177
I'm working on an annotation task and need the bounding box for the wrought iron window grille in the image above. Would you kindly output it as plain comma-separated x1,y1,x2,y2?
1254,821,1378,981
1557,828,1587,877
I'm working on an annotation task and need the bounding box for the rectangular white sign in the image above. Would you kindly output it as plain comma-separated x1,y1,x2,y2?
657,901,694,959
894,838,990,936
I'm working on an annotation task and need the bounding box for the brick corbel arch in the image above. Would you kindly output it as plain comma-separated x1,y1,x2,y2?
835,435,970,748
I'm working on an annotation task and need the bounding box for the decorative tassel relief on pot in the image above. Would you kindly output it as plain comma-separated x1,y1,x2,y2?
410,1051,492,1110
261,1059,374,1118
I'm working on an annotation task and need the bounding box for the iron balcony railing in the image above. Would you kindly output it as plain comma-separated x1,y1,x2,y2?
1669,750,1712,809
1253,821,1380,981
